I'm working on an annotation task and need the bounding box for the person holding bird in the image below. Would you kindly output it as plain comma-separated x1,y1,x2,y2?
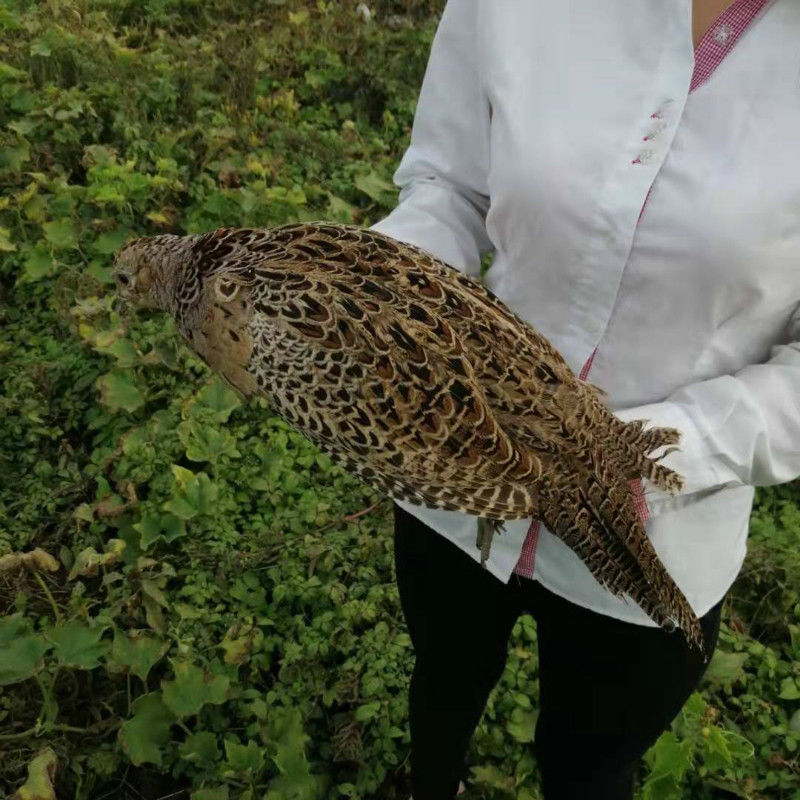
113,0,800,797
369,0,800,798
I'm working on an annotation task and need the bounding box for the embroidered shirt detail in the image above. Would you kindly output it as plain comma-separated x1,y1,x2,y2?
643,122,666,142
631,148,656,165
691,0,769,92
713,23,734,44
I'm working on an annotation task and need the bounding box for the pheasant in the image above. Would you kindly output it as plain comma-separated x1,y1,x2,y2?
112,222,704,654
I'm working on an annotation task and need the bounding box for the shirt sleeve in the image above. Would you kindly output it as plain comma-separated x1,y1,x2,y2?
370,0,494,276
614,303,800,501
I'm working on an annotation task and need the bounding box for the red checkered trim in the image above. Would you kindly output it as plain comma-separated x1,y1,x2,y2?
628,476,650,523
578,348,597,381
638,187,653,223
514,519,540,576
690,0,768,93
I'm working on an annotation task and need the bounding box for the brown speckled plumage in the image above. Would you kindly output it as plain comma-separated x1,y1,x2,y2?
113,222,704,654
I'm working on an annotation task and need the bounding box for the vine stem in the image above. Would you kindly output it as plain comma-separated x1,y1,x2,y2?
0,721,120,742
341,500,383,522
32,571,61,623
34,671,56,731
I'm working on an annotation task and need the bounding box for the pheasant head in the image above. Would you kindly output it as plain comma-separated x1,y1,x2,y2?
113,234,201,316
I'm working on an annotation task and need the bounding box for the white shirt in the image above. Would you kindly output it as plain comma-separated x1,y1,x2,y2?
372,0,800,626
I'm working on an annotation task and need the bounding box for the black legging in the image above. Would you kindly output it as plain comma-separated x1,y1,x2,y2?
393,503,723,800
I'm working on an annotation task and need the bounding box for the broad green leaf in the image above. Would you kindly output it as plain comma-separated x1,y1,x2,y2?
30,38,52,57
88,184,125,205
82,145,117,167
118,692,174,766
194,380,241,422
97,370,145,413
163,466,218,520
641,776,680,800
87,259,114,285
121,425,152,455
505,709,536,743
142,593,166,635
68,541,126,580
354,170,395,203
9,88,34,113
702,727,733,771
135,512,186,550
288,9,309,25
43,219,77,250
92,229,132,255
178,419,240,463
10,747,57,800
643,731,693,784
790,709,800,734
220,623,262,666
180,731,221,764
779,678,800,700
702,650,748,686
22,194,46,223
46,620,109,670
0,61,26,80
225,739,264,774
73,504,94,522
789,624,800,657
0,225,16,252
681,691,707,720
721,730,754,761
108,629,170,682
8,118,36,136
0,143,29,172
141,578,169,608
106,338,139,367
325,193,355,223
353,701,381,722
161,661,230,718
469,763,513,790
68,547,104,579
511,691,532,709
220,635,249,665
92,327,123,350
264,705,313,787
0,615,51,685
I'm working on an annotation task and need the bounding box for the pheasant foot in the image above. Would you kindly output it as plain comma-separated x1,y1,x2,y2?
476,518,505,567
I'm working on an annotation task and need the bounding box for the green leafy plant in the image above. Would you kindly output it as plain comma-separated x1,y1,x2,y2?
0,1,798,799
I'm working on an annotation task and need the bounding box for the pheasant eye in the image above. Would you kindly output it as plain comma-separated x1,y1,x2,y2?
117,273,130,286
